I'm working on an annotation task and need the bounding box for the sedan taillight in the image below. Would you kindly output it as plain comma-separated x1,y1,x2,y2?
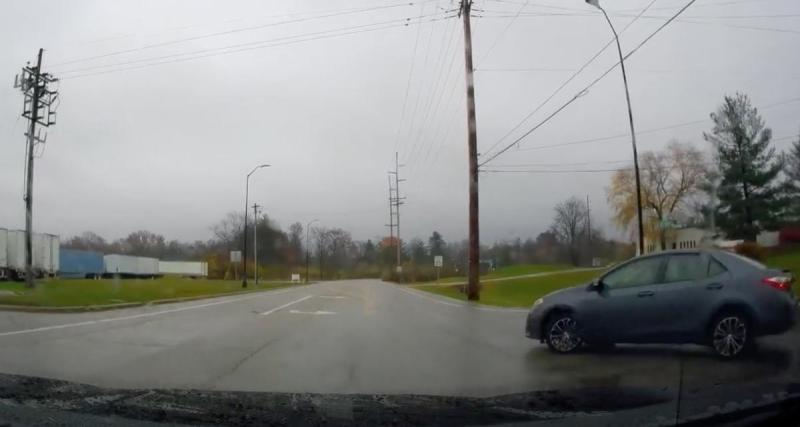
762,276,793,292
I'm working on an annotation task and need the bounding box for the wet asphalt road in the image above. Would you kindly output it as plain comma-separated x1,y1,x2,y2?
0,279,796,405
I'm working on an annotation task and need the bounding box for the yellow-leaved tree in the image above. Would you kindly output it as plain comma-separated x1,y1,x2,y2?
607,141,706,251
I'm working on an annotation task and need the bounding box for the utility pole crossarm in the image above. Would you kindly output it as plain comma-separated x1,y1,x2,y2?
16,49,59,289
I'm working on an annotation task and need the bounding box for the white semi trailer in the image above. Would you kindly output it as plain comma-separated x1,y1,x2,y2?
0,228,59,279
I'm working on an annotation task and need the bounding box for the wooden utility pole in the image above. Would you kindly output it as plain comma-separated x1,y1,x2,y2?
460,0,480,300
15,49,58,288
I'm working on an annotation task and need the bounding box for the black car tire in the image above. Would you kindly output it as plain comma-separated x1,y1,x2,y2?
709,311,751,359
544,313,582,354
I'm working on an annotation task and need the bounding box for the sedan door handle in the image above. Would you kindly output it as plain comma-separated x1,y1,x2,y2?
706,283,724,290
637,290,655,297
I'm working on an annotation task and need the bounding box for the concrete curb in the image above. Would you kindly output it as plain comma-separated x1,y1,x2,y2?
0,284,304,313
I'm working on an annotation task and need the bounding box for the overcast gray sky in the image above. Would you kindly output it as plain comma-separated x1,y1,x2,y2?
1,0,799,245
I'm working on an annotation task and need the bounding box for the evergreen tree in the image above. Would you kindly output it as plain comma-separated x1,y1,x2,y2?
703,93,785,239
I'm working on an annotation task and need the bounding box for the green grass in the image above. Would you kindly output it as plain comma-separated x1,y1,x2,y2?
0,277,295,307
414,270,601,308
423,263,572,284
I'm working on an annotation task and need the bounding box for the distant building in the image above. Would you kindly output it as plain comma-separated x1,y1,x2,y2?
644,227,717,254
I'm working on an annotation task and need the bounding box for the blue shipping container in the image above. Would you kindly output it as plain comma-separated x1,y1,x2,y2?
59,249,104,278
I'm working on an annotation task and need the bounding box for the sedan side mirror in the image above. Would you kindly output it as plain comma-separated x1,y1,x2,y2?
588,279,604,292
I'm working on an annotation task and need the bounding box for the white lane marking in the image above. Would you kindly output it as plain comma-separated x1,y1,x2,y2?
395,286,528,313
288,310,336,315
259,295,313,316
0,287,304,338
395,287,462,307
316,296,347,300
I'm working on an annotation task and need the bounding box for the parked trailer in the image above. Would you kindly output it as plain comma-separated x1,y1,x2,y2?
2,230,59,279
103,254,159,277
60,249,104,279
158,261,208,277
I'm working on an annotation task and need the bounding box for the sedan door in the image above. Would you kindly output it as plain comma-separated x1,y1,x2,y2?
581,255,666,343
648,252,710,343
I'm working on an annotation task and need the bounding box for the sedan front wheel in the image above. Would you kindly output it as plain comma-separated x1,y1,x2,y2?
545,314,582,354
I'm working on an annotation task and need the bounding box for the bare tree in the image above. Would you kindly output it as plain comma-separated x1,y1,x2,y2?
211,211,244,249
550,197,587,266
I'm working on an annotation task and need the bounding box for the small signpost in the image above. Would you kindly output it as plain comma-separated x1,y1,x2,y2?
434,255,443,282
230,251,242,280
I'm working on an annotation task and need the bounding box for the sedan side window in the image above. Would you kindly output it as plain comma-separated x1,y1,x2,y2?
664,254,705,283
602,256,664,289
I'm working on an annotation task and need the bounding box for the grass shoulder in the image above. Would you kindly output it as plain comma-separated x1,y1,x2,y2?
419,263,573,285
413,269,601,308
0,277,295,308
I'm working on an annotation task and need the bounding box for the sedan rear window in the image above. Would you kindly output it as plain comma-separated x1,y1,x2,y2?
708,258,727,277
725,252,766,270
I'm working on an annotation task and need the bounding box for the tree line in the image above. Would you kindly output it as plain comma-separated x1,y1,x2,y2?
63,207,633,280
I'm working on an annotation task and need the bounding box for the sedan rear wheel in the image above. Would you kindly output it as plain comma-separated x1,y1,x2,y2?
545,314,581,354
710,313,749,359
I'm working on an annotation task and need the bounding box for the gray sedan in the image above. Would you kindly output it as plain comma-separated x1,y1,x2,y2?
525,249,796,358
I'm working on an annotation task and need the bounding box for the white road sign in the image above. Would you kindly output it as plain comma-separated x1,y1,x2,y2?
434,255,443,267
230,250,242,263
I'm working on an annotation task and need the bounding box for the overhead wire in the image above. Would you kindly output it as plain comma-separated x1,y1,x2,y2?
399,1,441,163
59,12,446,75
482,167,629,173
406,16,461,169
474,0,530,68
478,0,699,167
51,0,438,68
477,0,658,159
61,13,455,80
393,2,428,153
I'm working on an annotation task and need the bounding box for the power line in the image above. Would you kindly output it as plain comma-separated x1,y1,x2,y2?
399,2,442,163
498,97,800,154
474,0,530,67
482,168,628,173
406,17,461,169
481,133,800,172
59,12,447,75
478,0,698,167
489,159,630,167
478,0,658,159
405,10,457,163
51,0,437,68
419,64,465,171
62,14,454,80
677,19,800,35
393,2,427,153
481,0,589,13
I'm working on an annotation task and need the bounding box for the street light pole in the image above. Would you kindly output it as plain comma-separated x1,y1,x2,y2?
252,203,261,286
242,164,269,287
586,0,644,255
305,219,319,284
